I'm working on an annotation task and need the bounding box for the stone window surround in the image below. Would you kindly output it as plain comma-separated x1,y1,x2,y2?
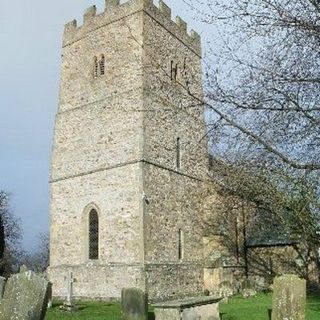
178,228,185,262
93,54,106,78
82,203,101,262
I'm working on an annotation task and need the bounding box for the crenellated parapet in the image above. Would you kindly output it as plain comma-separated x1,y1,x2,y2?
63,0,201,55
83,5,97,24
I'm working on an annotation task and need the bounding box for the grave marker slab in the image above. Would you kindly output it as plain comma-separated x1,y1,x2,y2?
0,277,5,301
272,274,306,320
0,270,49,320
121,288,148,320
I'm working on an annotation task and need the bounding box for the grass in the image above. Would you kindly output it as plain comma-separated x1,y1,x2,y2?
220,293,320,320
45,302,155,320
45,302,122,320
45,293,320,320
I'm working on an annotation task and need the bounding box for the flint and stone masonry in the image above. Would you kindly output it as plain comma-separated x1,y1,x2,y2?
48,0,209,301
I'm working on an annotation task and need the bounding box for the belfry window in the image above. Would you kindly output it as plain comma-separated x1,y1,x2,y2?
93,55,105,78
89,209,99,260
99,55,105,76
178,229,184,261
93,57,99,78
171,60,178,81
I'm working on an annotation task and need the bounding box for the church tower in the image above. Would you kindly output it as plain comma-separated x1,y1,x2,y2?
49,0,208,301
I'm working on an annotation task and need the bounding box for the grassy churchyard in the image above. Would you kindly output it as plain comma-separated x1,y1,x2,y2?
45,293,320,320
219,293,320,320
45,302,153,320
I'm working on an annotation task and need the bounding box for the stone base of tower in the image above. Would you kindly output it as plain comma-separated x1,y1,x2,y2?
48,263,204,302
146,263,204,302
47,264,146,301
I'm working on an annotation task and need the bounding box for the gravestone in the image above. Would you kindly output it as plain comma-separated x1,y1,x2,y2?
47,282,53,309
0,270,50,320
272,274,306,320
242,279,257,298
66,271,74,307
59,271,77,311
121,288,148,320
218,280,233,299
0,277,6,301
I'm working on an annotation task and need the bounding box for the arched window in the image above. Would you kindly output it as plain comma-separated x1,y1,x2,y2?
176,137,181,170
89,209,99,260
171,60,178,81
99,55,105,76
178,229,184,261
93,57,99,78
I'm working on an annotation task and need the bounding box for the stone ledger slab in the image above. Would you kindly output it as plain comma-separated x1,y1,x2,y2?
153,296,222,320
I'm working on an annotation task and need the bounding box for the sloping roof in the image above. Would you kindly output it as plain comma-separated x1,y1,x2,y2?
246,209,297,248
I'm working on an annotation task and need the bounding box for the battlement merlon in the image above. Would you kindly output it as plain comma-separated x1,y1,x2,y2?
62,0,201,56
84,6,97,24
159,0,171,19
105,0,120,7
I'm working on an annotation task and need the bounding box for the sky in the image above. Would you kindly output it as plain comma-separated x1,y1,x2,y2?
0,0,209,251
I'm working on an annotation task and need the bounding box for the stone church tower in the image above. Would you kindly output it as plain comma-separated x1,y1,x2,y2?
48,0,209,301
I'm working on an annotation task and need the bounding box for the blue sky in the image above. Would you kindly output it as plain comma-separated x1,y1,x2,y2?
0,0,208,250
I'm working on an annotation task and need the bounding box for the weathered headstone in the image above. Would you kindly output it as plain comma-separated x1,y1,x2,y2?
272,274,306,320
66,271,74,307
218,280,233,299
0,277,6,301
47,282,53,309
121,288,148,320
0,270,50,320
241,279,257,298
60,271,77,311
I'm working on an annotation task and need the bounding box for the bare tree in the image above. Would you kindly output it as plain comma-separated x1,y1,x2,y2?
21,233,49,273
184,0,320,171
207,159,320,285
0,191,22,276
0,209,4,265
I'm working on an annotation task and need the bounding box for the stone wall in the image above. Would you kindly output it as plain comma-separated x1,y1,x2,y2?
48,264,145,300
49,163,145,298
50,0,209,301
143,165,206,301
140,2,208,300
50,0,146,299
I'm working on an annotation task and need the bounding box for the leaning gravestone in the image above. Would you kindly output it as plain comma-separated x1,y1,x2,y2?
272,274,306,320
242,279,257,298
47,282,53,309
0,270,50,320
0,277,6,301
121,288,148,320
